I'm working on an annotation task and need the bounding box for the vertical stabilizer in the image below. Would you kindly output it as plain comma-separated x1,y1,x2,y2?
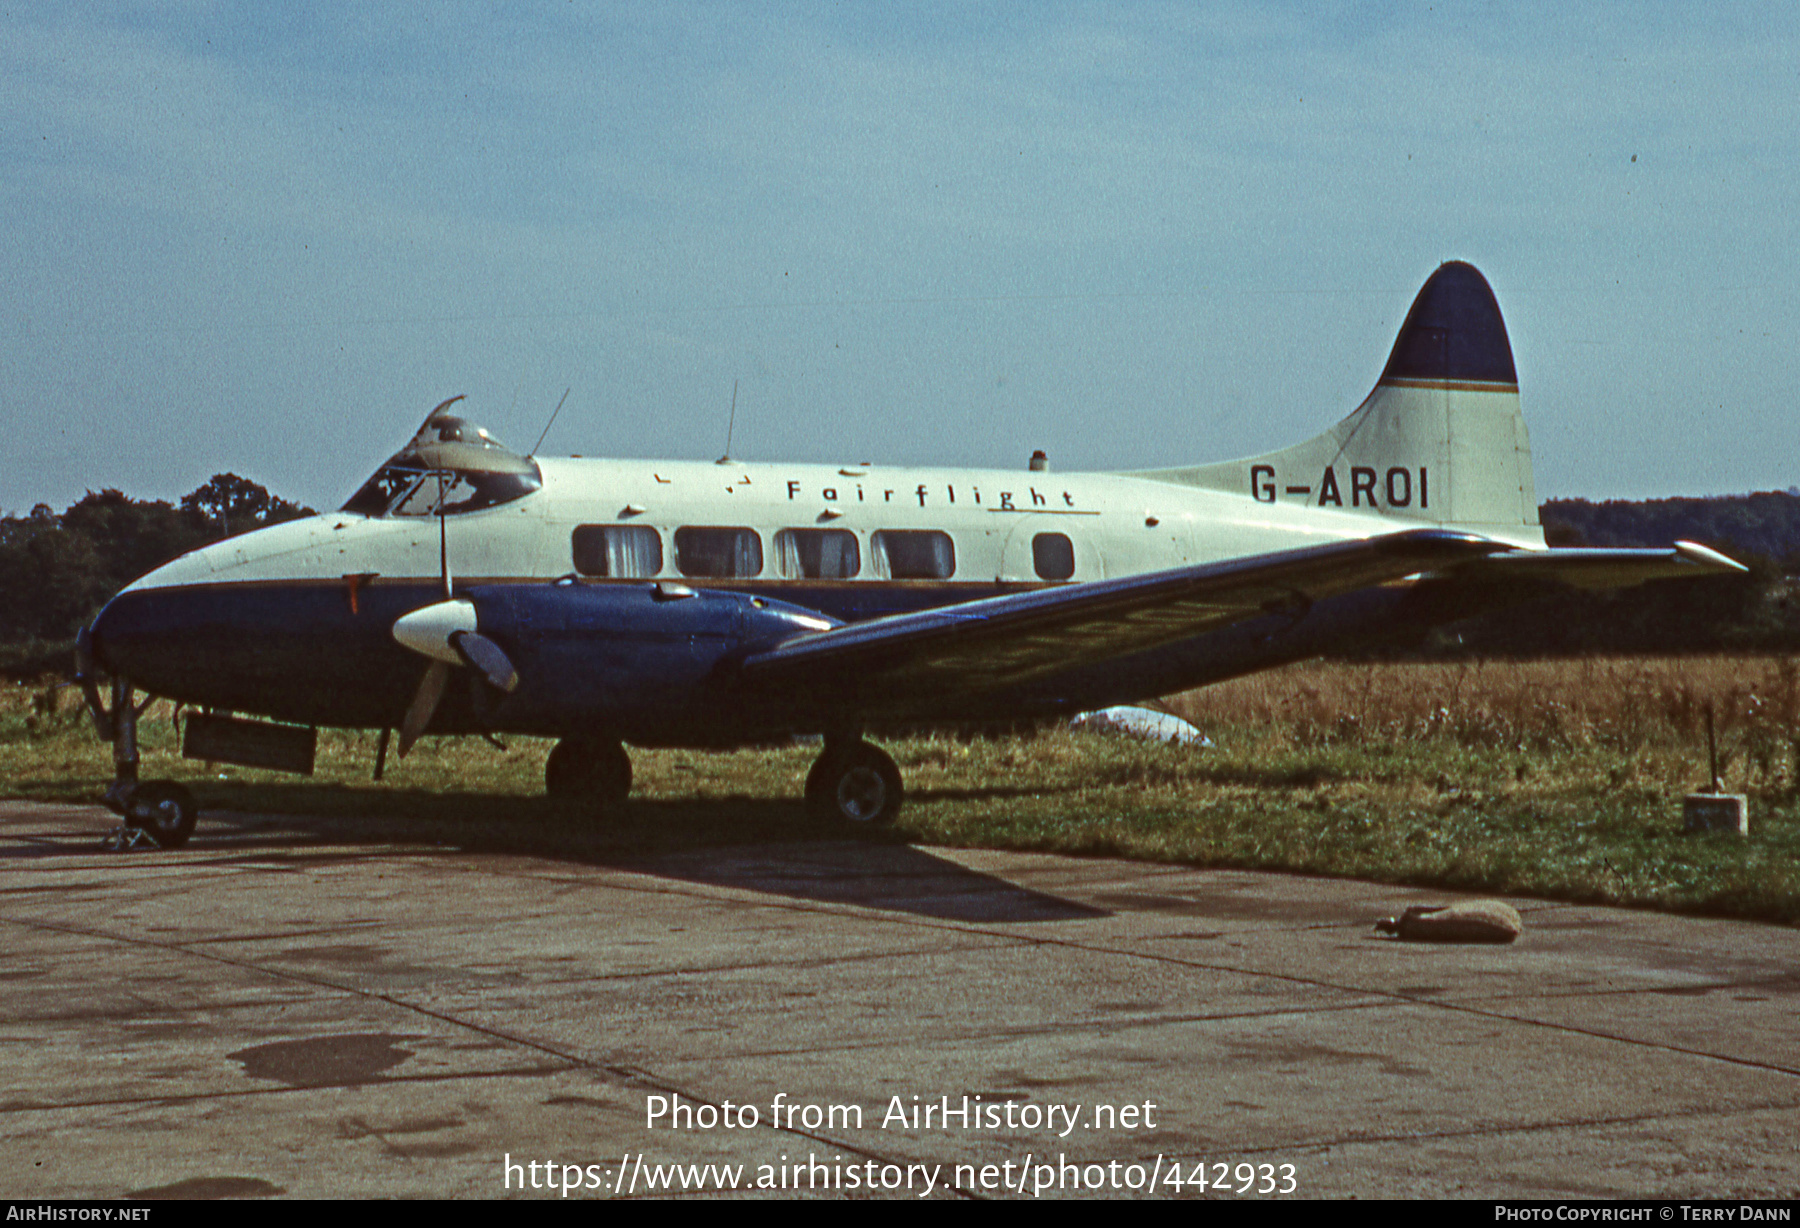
1139,262,1540,541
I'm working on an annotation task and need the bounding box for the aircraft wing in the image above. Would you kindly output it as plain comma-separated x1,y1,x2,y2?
731,528,1509,710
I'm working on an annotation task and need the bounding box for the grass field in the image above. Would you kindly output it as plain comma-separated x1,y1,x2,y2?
5,656,1799,924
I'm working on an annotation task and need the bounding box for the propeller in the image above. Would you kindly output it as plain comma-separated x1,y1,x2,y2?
390,468,520,757
393,599,519,755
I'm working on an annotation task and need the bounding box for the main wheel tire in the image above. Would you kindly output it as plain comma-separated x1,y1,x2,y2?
122,781,198,848
805,742,903,829
545,738,632,809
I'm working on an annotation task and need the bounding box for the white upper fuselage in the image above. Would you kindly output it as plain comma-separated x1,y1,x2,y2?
127,453,1545,596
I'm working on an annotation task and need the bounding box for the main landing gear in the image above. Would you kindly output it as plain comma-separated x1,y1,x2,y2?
545,736,632,810
541,732,901,830
805,739,903,829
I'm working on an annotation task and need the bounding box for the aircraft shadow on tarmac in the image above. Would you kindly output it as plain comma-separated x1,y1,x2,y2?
5,790,1107,924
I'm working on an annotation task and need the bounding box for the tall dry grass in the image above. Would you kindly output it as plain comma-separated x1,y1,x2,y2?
1166,656,1800,793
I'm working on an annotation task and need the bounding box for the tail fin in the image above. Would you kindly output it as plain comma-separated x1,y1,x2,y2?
1140,262,1541,542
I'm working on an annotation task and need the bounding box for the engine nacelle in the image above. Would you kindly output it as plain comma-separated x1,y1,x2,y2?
463,580,839,736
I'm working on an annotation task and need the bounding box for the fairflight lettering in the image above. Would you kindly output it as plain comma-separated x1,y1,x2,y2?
778,478,1079,510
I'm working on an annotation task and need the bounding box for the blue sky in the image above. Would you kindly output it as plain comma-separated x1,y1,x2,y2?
4,2,1794,515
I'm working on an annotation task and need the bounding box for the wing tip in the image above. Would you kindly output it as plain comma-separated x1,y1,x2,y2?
1674,540,1749,574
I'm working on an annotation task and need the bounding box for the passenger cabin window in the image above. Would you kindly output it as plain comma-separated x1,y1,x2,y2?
1032,532,1076,581
674,527,763,578
774,529,861,579
872,530,955,580
572,525,663,578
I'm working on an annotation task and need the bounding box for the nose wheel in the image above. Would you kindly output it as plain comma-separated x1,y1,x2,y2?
545,737,632,811
119,781,199,848
805,740,903,829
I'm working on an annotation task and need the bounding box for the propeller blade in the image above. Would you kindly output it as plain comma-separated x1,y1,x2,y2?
451,631,520,693
397,660,450,758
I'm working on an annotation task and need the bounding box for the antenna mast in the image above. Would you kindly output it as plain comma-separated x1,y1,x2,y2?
717,380,738,465
530,388,571,457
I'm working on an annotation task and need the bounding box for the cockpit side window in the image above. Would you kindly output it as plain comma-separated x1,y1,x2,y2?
390,472,447,517
340,405,542,517
344,466,542,517
341,468,423,516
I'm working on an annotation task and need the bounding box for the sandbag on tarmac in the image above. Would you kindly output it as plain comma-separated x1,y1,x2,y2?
1374,900,1522,944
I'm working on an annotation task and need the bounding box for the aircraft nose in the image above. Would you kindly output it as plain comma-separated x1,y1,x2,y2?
87,582,197,698
83,519,309,702
84,543,446,730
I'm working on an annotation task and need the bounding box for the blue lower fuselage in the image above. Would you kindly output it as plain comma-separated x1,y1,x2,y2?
89,571,1439,747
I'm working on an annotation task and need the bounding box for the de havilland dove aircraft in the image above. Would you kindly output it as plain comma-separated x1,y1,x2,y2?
78,262,1742,846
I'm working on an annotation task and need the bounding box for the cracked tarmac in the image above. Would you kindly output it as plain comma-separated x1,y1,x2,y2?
3,799,1798,1199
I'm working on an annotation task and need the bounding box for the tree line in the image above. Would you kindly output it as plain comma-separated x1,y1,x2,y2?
1543,492,1800,571
0,476,312,669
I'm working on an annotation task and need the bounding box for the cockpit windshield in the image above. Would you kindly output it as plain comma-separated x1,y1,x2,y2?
341,397,543,517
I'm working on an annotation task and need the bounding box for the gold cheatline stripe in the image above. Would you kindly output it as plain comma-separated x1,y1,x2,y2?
1379,377,1519,393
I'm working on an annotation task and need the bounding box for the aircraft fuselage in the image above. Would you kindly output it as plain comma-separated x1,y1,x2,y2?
92,448,1536,744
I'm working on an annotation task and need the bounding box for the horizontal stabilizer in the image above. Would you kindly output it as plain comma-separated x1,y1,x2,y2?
1439,540,1746,590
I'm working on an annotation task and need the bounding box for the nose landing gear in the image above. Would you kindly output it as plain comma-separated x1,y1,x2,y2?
80,652,199,849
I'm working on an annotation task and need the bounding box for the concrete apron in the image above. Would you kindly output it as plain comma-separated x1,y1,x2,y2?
3,800,1797,1200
